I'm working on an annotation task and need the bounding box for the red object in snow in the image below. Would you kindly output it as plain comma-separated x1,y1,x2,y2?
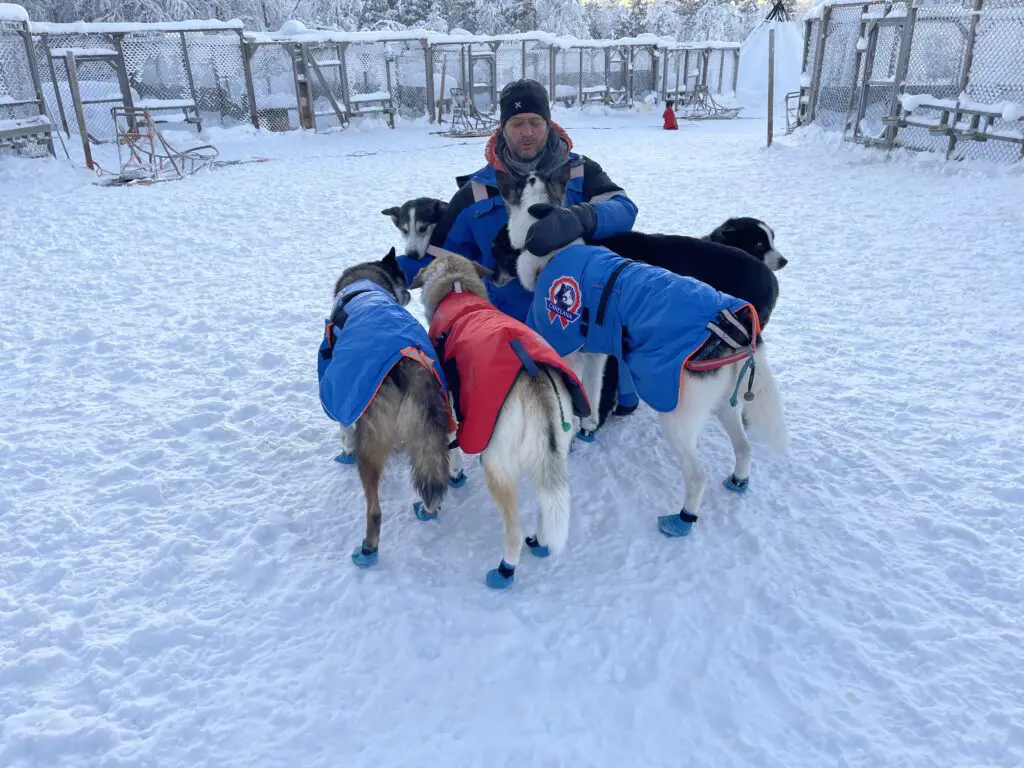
663,106,679,130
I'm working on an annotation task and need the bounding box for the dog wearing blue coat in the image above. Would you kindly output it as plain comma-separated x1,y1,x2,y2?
498,165,790,537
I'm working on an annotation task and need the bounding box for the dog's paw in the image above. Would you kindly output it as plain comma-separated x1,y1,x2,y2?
576,428,597,443
525,535,550,558
723,475,749,494
334,451,356,465
485,561,516,589
412,501,438,522
448,470,467,488
657,510,698,538
351,541,379,567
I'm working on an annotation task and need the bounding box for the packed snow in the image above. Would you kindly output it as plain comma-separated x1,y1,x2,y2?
0,1,28,22
2,109,1024,768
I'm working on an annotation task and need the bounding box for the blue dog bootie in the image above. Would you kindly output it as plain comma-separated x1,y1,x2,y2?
525,535,550,558
351,540,379,567
658,509,699,538
723,474,749,494
485,560,516,589
576,428,597,443
334,451,356,465
412,501,438,522
448,470,467,488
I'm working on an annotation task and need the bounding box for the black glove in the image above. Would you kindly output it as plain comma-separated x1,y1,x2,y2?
524,203,597,256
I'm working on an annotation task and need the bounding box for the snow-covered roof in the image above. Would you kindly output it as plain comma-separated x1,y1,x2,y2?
0,3,29,22
30,18,244,34
242,26,740,51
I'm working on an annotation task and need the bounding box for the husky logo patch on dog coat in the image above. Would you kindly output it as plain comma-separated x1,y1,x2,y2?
317,279,453,429
429,290,590,455
546,276,582,329
526,244,755,413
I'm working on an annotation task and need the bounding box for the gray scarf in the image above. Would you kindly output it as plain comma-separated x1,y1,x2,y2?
496,128,570,182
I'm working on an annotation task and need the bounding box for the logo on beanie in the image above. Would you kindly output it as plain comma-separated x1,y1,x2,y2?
514,101,522,109
546,276,581,329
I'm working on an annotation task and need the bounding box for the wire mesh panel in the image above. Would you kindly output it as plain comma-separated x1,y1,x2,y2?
523,40,551,94
430,43,466,118
632,46,657,100
552,47,580,105
852,19,905,141
813,4,864,131
493,41,524,93
304,43,348,131
33,32,124,139
721,49,738,93
955,0,1024,161
390,42,429,118
247,42,298,131
121,31,192,112
182,31,250,126
1,22,35,119
705,48,722,92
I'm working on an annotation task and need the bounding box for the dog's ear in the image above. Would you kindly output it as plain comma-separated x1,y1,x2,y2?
381,207,401,225
494,170,515,201
428,199,448,223
708,220,738,243
472,262,494,280
382,246,398,268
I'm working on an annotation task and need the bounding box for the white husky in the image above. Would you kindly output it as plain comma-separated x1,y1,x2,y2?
412,253,590,588
497,165,789,537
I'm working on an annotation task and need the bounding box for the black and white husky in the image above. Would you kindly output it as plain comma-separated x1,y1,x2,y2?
411,253,580,589
323,249,463,566
497,166,790,537
382,198,448,258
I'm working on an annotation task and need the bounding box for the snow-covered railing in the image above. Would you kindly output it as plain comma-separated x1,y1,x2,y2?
797,0,1024,163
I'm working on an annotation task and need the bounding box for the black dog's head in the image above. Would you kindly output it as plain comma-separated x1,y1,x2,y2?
381,198,448,258
333,247,411,307
490,225,520,287
707,218,788,271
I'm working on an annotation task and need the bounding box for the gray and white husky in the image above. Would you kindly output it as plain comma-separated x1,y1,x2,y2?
411,253,579,588
326,249,460,566
497,166,790,536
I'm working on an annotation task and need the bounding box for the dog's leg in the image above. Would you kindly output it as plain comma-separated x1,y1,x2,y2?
717,399,753,494
335,424,357,464
482,452,522,589
352,426,393,567
447,431,467,488
655,374,720,538
524,375,574,559
578,352,608,440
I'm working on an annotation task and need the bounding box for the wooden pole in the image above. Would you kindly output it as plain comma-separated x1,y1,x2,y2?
767,28,776,147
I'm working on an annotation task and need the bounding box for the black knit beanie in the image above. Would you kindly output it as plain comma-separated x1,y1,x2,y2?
499,79,551,125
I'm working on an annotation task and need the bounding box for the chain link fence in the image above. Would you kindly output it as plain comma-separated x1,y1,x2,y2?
1,17,50,157
800,0,1024,162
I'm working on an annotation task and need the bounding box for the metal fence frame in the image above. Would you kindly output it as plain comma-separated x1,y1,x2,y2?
0,15,53,157
797,0,1024,162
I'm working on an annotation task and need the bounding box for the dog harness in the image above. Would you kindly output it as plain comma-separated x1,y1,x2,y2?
525,244,759,413
428,285,590,455
317,279,453,429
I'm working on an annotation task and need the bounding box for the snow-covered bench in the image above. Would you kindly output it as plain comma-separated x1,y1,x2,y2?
887,94,1024,155
347,91,395,129
0,114,51,153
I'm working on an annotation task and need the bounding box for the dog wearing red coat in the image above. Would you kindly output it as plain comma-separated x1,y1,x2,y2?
411,253,590,589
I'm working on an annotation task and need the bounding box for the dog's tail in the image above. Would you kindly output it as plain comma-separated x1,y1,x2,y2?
742,344,789,454
393,358,451,513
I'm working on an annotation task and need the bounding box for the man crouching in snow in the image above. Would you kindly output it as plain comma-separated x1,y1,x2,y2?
396,78,643,422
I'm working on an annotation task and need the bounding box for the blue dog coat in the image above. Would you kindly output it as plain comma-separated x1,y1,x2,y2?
525,244,754,413
317,279,451,428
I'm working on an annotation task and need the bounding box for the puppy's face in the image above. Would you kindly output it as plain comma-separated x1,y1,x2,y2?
382,198,448,259
708,218,788,271
495,165,571,251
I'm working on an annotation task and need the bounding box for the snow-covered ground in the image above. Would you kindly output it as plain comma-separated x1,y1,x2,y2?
2,110,1023,768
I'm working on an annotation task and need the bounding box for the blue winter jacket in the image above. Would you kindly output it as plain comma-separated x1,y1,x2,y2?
317,279,450,428
525,244,753,413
